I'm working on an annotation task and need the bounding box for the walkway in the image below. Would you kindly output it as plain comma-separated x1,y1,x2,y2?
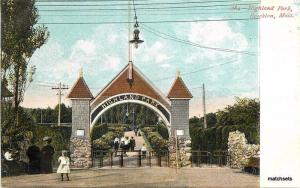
124,130,145,150
1,167,259,188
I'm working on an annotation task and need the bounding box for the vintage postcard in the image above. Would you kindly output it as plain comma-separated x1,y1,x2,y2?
1,0,299,187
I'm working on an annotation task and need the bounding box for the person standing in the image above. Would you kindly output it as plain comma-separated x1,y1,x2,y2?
57,150,70,181
113,137,119,156
26,145,41,174
130,137,136,151
40,137,55,173
141,144,147,158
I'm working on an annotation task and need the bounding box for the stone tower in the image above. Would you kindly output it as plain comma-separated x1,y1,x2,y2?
67,70,93,168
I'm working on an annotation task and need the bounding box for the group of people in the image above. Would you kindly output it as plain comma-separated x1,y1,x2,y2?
26,137,70,181
113,136,136,154
26,136,55,174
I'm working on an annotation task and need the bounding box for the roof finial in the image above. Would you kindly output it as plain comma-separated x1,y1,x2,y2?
176,70,180,78
79,68,83,78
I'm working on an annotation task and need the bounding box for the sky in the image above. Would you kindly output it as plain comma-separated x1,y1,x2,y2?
22,0,259,117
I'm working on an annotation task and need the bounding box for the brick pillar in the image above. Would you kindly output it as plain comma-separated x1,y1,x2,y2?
70,99,92,168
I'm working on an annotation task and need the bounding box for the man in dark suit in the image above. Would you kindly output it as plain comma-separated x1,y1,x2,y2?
40,137,55,173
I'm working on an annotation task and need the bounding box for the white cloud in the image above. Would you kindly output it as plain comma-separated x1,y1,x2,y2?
134,41,172,64
103,55,121,70
185,21,249,64
72,39,96,56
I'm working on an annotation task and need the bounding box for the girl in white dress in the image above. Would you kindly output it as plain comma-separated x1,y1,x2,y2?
57,150,70,181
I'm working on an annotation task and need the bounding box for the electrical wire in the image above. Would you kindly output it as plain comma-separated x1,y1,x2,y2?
39,11,252,17
37,2,259,11
37,18,258,24
141,24,256,56
36,0,244,7
154,58,240,81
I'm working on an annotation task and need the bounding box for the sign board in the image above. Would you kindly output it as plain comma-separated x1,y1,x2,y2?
176,129,184,136
76,129,85,136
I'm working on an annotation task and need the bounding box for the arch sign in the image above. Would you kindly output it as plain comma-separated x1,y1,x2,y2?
91,93,170,127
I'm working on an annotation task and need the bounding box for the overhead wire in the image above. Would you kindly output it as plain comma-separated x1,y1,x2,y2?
141,24,256,56
154,58,240,81
35,0,243,6
37,18,258,24
39,11,252,17
37,2,259,11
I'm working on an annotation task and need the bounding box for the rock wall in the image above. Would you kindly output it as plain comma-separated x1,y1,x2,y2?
70,137,92,168
228,130,259,168
168,137,191,168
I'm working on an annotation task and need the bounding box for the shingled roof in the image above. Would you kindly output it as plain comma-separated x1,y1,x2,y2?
67,76,93,99
167,75,192,99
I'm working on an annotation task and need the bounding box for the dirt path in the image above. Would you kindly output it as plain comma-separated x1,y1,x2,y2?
1,167,259,188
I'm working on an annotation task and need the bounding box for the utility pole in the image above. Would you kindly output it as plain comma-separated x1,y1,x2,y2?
52,82,68,126
202,83,207,129
40,109,43,124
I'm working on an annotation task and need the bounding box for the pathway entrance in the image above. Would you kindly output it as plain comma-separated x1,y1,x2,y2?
92,130,169,168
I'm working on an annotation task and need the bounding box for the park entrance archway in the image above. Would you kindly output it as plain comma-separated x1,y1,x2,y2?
67,62,192,168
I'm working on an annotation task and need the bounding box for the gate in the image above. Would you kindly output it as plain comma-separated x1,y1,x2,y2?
190,150,229,167
92,150,169,168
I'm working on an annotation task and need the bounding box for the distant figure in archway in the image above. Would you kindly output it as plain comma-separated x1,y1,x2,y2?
40,137,55,173
113,137,119,155
130,137,136,151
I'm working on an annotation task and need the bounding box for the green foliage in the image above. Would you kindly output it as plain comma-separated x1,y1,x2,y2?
1,0,49,111
157,123,169,140
1,104,34,149
216,97,259,126
91,124,129,150
24,103,72,124
90,124,108,141
31,125,72,164
190,97,260,152
142,126,168,154
141,127,155,134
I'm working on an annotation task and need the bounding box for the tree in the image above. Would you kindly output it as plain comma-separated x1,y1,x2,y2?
216,97,259,126
1,0,49,125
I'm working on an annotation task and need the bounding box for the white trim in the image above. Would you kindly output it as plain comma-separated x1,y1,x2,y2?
90,93,171,131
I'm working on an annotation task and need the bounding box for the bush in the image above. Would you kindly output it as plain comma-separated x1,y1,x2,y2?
157,123,169,140
31,125,72,166
91,124,108,141
141,127,168,154
190,124,259,152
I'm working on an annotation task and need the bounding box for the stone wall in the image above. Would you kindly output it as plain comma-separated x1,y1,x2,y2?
71,99,90,138
170,99,190,139
168,137,191,168
70,137,92,168
228,130,260,168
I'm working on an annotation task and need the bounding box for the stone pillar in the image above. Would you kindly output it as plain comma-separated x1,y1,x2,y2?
169,99,192,163
70,99,92,168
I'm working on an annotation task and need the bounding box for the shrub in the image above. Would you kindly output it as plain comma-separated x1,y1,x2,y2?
90,124,108,141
